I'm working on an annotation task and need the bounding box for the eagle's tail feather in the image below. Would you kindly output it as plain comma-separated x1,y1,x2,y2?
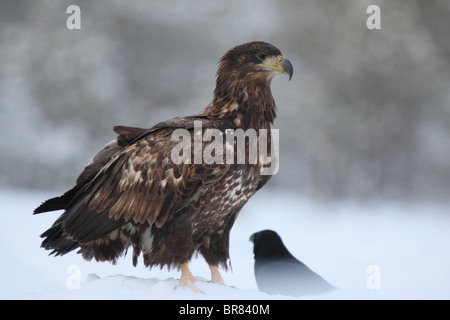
40,220,79,256
33,186,80,214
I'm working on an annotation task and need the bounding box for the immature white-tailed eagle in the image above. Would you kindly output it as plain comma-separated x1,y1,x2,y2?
34,41,293,289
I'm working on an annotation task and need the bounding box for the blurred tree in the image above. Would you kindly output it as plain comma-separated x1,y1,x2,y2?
1,0,449,201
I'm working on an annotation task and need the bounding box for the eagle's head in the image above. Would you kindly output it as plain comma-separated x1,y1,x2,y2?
210,41,293,124
217,41,293,84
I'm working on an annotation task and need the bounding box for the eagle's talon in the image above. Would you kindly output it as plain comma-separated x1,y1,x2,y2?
175,262,205,293
174,280,202,293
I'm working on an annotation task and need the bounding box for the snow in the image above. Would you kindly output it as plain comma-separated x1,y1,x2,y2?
1,187,450,300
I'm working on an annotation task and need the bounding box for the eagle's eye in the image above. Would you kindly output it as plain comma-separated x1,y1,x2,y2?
256,52,266,61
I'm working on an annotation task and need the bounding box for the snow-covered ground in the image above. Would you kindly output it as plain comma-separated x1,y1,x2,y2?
1,187,449,300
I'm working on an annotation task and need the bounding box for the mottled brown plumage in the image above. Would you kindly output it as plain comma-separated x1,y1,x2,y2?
34,41,293,284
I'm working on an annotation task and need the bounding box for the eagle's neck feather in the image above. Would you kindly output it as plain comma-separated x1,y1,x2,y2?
204,73,277,129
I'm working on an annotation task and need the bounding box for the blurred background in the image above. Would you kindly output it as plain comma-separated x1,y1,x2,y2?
1,0,450,202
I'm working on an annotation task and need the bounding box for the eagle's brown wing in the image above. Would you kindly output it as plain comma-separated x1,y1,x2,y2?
38,120,230,249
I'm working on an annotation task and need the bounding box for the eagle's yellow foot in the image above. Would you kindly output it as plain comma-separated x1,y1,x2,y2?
209,265,225,285
175,262,204,293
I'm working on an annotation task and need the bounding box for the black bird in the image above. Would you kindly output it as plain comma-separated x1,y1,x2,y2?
249,230,334,297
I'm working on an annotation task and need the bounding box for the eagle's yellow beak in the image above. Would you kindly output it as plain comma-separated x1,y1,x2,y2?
259,55,293,80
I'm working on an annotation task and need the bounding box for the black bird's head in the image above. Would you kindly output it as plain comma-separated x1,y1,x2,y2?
249,229,294,260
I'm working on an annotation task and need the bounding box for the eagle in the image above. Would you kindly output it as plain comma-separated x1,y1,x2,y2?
34,41,293,289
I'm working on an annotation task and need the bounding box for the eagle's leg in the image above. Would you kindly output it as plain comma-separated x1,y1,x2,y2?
209,265,225,285
175,262,204,292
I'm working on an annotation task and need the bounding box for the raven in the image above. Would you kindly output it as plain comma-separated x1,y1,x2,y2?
250,230,334,297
